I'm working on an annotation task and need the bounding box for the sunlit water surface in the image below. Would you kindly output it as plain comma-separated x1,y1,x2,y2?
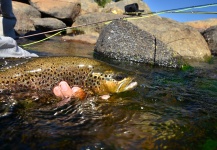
0,37,217,150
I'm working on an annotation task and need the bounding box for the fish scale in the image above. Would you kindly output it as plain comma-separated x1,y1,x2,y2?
0,57,137,95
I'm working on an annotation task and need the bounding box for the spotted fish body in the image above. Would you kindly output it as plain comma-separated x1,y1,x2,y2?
0,57,137,95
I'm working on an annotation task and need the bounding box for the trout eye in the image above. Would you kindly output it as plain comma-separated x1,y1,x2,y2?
112,73,126,81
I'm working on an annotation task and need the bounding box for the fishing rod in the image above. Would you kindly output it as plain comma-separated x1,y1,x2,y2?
20,16,126,47
125,11,217,15
128,3,217,20
19,16,125,39
165,11,217,14
20,3,217,47
155,3,217,14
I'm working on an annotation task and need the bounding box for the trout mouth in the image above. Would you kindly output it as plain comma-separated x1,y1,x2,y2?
116,78,138,93
123,81,138,91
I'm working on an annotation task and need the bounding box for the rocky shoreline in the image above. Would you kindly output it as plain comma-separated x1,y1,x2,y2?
12,0,217,67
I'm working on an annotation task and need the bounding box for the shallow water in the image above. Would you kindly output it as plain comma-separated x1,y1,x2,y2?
0,37,217,149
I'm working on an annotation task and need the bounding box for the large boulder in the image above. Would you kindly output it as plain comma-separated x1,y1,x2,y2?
185,18,217,32
202,25,217,56
12,1,41,18
128,16,211,61
32,18,66,31
102,0,151,14
29,0,81,23
95,19,183,68
12,1,40,34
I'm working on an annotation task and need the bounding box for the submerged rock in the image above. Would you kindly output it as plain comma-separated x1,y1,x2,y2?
95,19,184,68
62,33,99,44
202,25,217,56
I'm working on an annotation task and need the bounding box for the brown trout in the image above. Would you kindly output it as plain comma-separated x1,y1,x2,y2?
0,57,137,95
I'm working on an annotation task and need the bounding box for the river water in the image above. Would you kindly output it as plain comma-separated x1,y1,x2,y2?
0,37,217,149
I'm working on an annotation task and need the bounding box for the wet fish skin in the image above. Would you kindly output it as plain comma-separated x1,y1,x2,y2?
0,57,137,95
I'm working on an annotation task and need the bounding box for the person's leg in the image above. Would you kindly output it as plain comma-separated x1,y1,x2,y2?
0,0,17,39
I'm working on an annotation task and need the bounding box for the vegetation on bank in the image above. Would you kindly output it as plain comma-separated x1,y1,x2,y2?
94,0,121,7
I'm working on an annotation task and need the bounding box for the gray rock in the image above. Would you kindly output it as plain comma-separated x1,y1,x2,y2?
95,19,183,68
32,18,66,31
202,25,217,56
128,17,211,61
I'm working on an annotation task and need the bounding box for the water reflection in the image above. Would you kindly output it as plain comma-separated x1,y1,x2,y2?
18,36,95,57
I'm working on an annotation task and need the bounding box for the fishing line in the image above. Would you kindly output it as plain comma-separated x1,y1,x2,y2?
19,3,217,47
166,11,217,14
19,17,127,47
127,3,217,20
21,30,63,47
126,11,217,15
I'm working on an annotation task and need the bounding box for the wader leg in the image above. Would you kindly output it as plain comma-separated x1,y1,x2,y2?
0,0,17,39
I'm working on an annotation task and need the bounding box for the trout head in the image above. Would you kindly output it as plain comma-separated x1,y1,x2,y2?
87,71,138,95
